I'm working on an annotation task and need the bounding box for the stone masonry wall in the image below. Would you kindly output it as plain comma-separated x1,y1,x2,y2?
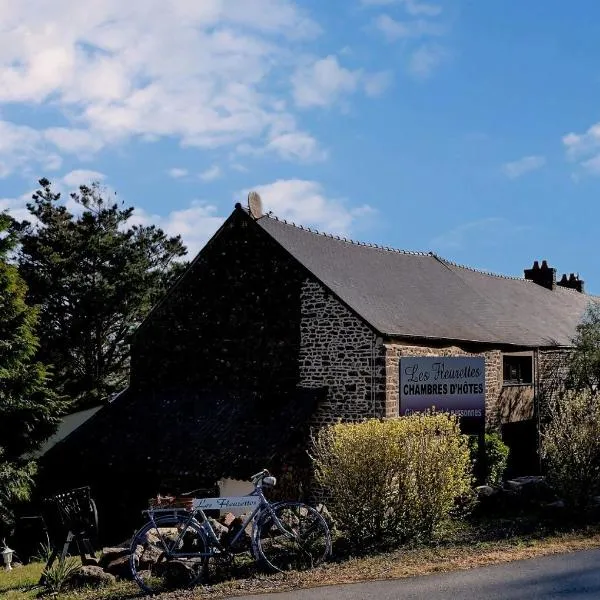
299,279,387,424
384,343,503,429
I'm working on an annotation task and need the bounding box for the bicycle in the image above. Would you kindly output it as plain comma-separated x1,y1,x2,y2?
129,469,331,594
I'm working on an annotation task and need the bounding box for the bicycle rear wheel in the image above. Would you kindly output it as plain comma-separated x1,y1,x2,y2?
254,502,331,572
129,514,207,595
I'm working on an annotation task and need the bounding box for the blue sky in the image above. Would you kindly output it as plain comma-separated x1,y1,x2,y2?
1,0,600,292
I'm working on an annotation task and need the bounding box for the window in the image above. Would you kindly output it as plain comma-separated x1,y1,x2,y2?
503,355,533,385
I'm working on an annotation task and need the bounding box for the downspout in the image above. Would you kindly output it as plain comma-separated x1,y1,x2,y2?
534,348,542,475
371,333,377,417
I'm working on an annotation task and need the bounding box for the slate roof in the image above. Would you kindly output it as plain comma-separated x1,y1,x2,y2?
256,213,593,348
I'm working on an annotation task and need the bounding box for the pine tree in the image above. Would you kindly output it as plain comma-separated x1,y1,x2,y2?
0,212,63,535
16,179,187,408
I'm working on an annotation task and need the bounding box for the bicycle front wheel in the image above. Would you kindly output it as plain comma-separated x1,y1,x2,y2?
129,514,207,595
254,502,331,572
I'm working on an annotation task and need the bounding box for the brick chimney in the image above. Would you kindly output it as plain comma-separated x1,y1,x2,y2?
557,272,585,293
524,260,556,290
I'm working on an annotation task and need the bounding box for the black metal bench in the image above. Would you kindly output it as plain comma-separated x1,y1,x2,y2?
41,486,98,574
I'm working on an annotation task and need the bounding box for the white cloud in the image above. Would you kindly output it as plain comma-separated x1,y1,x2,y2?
431,218,529,251
292,55,361,108
168,168,189,179
131,201,225,258
199,165,222,182
0,0,334,166
374,14,444,42
502,155,546,179
244,179,374,234
0,191,35,223
408,44,447,78
62,169,106,187
266,132,328,162
44,128,105,155
238,129,328,163
363,71,393,97
292,55,391,108
563,122,600,175
361,0,442,16
0,120,63,178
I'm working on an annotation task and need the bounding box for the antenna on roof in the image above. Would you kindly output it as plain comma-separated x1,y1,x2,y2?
247,191,263,219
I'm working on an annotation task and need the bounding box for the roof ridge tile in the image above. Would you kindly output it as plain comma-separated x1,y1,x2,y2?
435,254,525,282
261,212,430,256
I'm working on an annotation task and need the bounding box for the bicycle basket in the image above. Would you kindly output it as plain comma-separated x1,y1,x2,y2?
148,495,194,510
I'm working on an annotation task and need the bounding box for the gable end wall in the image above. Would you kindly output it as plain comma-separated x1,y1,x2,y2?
298,279,387,424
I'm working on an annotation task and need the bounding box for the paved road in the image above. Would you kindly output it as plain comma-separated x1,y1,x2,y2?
229,549,600,600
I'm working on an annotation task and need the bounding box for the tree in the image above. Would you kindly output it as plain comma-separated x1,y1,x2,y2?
566,302,600,394
16,179,188,408
0,212,63,535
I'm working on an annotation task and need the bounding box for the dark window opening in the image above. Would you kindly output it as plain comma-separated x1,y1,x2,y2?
503,355,533,385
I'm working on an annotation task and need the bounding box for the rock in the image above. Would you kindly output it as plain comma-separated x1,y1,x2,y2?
220,512,237,528
222,516,251,552
104,554,133,580
505,476,546,490
157,560,196,589
475,485,498,497
316,503,336,529
503,476,556,504
99,547,129,570
139,544,164,569
208,517,229,539
67,565,116,589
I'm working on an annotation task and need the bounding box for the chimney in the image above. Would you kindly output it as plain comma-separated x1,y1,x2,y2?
557,272,585,293
524,259,556,290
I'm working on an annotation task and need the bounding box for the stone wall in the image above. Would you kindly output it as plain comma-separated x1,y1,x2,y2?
298,279,387,424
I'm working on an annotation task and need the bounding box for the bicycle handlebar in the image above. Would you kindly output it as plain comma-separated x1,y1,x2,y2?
250,469,270,484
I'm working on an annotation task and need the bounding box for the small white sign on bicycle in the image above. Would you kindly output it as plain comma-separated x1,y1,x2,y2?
192,496,260,512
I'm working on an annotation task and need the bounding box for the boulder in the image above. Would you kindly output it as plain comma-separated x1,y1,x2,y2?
104,554,133,580
503,476,556,503
544,499,566,510
208,517,229,539
316,503,336,530
220,512,237,528
67,565,116,589
157,560,196,589
222,516,251,552
139,544,164,569
475,485,498,497
99,547,129,570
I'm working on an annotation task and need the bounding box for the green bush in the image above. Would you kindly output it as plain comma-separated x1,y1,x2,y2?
311,412,472,548
541,389,600,510
42,556,81,594
469,433,509,486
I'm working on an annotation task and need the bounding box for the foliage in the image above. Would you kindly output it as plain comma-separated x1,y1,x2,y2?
468,433,509,486
15,179,188,408
541,389,600,511
0,212,63,536
42,556,81,594
565,302,600,394
311,413,473,548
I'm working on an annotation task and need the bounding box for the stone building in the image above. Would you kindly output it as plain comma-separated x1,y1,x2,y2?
40,198,592,539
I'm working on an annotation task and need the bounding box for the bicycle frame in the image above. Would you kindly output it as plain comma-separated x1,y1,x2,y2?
143,486,288,559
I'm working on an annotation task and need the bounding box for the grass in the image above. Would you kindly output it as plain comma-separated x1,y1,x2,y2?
3,520,600,599
0,561,44,600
